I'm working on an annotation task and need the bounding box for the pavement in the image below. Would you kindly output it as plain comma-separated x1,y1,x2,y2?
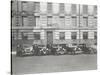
12,54,97,75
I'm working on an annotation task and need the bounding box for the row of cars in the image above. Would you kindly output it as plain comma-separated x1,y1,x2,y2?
16,44,97,56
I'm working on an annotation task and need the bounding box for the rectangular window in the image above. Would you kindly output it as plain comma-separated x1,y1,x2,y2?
34,32,40,40
59,3,64,13
34,2,40,13
47,16,52,26
59,32,65,40
71,4,76,14
72,16,77,26
35,16,40,27
83,5,88,14
71,32,77,39
83,32,88,39
47,2,52,13
60,16,65,26
94,32,97,39
22,16,28,26
11,32,15,40
83,17,88,27
94,5,97,15
94,17,97,26
22,1,27,11
21,32,28,40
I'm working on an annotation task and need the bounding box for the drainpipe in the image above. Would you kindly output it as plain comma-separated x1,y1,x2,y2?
79,4,81,44
16,0,19,48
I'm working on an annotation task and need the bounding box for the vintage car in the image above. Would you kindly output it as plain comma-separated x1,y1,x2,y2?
77,44,94,54
55,44,67,55
88,45,97,54
21,44,34,56
67,44,83,55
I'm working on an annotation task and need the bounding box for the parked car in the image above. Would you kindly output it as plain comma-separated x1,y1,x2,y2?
67,44,83,55
39,46,48,55
55,44,67,55
20,44,34,56
73,46,83,54
78,44,92,54
88,45,97,54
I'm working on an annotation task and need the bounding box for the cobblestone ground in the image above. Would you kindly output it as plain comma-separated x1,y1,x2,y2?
12,54,97,75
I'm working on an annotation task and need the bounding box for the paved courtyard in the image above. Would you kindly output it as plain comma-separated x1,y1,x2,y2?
12,54,97,75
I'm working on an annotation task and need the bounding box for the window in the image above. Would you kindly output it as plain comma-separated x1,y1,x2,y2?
71,4,76,14
59,32,65,40
72,16,77,26
71,32,77,39
35,16,40,27
34,32,40,40
21,32,28,40
83,32,88,39
60,16,65,26
94,32,97,39
34,2,40,13
22,1,27,11
83,5,88,14
94,17,97,26
83,17,88,27
59,3,64,13
11,32,15,40
47,16,52,26
47,2,52,13
22,16,28,26
94,5,97,15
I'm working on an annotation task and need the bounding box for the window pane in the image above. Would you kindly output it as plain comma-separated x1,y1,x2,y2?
71,4,76,14
83,17,88,27
22,2,27,11
94,32,97,39
47,16,52,26
71,32,77,39
36,16,40,27
47,2,52,13
21,32,28,40
22,17,28,26
59,32,65,40
59,3,64,13
72,17,77,26
34,2,40,13
94,17,97,26
11,32,15,40
83,32,88,39
94,5,97,15
60,16,65,26
83,5,88,14
34,32,40,40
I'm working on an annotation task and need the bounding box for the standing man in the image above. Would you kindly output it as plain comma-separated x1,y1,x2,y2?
16,44,23,56
35,44,39,56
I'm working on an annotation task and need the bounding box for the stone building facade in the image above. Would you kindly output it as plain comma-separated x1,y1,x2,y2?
11,0,97,47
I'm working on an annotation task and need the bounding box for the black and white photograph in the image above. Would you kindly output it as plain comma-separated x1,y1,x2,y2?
11,0,98,75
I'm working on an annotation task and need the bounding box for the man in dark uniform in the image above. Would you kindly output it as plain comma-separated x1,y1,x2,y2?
34,44,39,56
32,44,35,55
50,44,56,55
16,44,23,56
